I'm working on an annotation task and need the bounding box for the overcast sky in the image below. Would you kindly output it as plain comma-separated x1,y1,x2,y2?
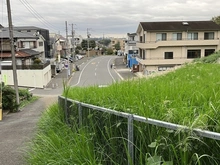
1,0,220,38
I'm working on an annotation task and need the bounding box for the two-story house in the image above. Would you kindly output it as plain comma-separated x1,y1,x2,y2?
10,26,51,58
0,28,45,64
0,27,51,88
136,21,220,74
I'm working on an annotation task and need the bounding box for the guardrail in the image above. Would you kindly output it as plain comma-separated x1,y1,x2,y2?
58,96,220,165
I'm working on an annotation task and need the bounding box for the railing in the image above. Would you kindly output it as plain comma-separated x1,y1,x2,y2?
1,61,50,70
137,37,219,43
58,96,220,165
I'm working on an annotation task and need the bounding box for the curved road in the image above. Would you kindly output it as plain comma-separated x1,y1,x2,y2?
70,55,122,87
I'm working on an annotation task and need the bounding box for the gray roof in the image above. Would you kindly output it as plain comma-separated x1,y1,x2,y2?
3,26,48,31
20,49,40,56
139,21,220,32
0,29,39,39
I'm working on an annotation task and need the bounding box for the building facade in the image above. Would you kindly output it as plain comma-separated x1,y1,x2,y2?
110,38,126,54
136,21,220,74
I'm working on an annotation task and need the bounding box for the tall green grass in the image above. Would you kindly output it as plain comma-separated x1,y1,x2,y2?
61,52,220,164
25,104,101,165
26,52,220,164
65,63,220,132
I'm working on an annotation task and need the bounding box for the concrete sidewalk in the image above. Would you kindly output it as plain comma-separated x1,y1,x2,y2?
0,96,57,165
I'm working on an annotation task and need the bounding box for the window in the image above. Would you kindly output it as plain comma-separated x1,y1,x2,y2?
204,32,214,40
164,52,173,59
156,33,167,41
172,33,182,40
187,32,198,40
39,42,43,47
205,49,215,56
140,36,143,43
187,50,201,58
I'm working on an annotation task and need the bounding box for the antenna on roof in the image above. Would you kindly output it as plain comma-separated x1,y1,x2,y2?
182,22,189,26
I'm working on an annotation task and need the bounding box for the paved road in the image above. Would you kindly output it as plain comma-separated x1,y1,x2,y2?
0,55,136,165
69,55,128,87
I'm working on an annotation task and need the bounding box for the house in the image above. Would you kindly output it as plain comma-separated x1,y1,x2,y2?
0,27,51,88
124,33,139,69
136,21,220,75
7,26,51,58
0,28,45,64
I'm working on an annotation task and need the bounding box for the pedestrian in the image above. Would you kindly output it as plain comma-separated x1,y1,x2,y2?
110,64,113,69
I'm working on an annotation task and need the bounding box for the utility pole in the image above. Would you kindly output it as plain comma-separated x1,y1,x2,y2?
65,21,68,57
87,28,91,57
65,21,69,81
6,0,20,111
70,23,76,59
0,63,2,120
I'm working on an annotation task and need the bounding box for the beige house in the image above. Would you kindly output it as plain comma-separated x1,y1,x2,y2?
110,38,126,53
136,21,220,74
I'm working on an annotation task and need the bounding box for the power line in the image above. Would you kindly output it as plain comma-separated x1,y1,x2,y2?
18,0,62,32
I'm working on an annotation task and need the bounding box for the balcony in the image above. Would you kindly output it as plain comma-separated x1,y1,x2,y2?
126,40,137,46
137,38,220,49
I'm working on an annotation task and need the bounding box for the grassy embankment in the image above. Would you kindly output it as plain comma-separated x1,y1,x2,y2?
26,52,220,165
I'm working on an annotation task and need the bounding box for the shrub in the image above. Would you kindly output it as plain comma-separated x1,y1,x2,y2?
2,86,18,112
19,88,32,101
2,86,33,112
33,58,42,65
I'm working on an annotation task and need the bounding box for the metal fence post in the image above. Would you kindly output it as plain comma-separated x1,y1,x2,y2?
64,97,68,124
78,103,82,128
128,114,134,165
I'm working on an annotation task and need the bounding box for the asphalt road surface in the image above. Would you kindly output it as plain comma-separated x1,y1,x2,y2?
70,55,124,87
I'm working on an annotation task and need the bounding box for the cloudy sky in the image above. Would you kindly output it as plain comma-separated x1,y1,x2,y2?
1,0,220,38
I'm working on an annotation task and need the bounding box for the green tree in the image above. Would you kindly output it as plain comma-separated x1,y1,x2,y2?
90,40,96,49
212,16,220,25
81,40,96,50
75,46,82,54
106,48,113,55
81,40,88,50
98,39,111,46
115,41,121,51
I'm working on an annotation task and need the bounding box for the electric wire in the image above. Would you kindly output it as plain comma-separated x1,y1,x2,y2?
18,0,62,33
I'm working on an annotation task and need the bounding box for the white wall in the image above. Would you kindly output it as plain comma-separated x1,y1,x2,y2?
1,65,51,88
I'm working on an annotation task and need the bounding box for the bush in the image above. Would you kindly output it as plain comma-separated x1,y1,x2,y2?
19,88,32,101
33,58,42,65
2,86,18,112
2,85,33,112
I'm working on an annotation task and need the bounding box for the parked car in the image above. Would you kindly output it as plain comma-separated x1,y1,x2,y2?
76,54,83,60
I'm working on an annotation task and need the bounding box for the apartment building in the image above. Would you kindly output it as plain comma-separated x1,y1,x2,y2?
136,21,220,74
110,38,126,53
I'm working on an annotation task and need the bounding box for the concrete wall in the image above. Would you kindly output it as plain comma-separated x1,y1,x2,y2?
2,65,51,88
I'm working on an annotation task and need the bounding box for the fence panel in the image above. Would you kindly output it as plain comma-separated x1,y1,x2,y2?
58,96,220,165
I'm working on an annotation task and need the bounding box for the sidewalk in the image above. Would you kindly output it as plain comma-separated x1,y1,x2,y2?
0,96,57,165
